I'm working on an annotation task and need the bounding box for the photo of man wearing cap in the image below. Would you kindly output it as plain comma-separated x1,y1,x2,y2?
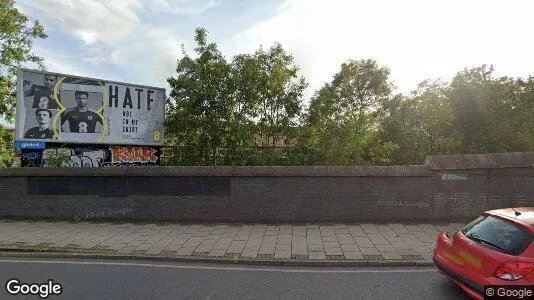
23,109,55,139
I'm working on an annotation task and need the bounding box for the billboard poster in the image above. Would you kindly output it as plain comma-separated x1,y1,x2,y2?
21,144,161,167
15,69,165,146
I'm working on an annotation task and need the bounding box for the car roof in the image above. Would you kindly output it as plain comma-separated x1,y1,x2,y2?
486,207,534,231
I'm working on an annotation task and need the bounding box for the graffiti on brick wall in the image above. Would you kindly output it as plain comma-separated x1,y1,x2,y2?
21,151,41,162
21,145,161,167
41,147,107,167
111,146,158,164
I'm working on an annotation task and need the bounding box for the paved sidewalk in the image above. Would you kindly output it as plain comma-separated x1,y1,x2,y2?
0,220,466,266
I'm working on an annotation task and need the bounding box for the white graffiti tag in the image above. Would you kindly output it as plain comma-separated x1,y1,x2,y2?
71,149,106,167
42,148,107,167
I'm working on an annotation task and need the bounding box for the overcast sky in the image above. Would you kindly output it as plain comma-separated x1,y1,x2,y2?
14,0,534,101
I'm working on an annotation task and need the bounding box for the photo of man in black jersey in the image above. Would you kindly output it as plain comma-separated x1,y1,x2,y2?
23,109,55,139
60,90,102,133
23,74,59,109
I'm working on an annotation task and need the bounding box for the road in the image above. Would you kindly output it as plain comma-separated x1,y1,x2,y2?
0,257,468,300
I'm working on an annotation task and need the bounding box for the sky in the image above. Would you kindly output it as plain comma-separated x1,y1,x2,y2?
13,0,534,104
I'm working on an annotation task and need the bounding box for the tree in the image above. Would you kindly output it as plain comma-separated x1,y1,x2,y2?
478,74,534,152
166,28,308,166
1,0,46,120
447,65,534,154
0,0,47,167
0,125,14,167
448,65,496,153
508,76,534,150
304,59,397,165
380,65,534,164
167,30,534,166
380,80,459,164
230,43,307,164
308,59,392,124
166,28,249,165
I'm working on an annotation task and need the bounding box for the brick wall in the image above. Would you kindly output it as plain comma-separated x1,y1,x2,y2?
0,152,532,222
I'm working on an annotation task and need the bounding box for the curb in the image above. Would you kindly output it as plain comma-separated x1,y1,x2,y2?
0,250,433,267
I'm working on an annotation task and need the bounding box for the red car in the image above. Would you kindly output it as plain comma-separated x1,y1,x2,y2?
433,207,534,299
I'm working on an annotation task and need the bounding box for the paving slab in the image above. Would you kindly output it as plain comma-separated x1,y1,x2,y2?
361,224,380,234
307,244,324,252
347,226,366,237
333,228,350,234
320,226,335,236
340,244,359,252
376,225,396,235
343,251,364,260
275,244,291,251
368,234,389,245
274,250,291,259
208,248,227,257
175,247,196,256
336,234,355,244
306,238,323,245
353,237,374,247
324,247,343,256
321,236,338,242
308,252,326,260
380,251,403,260
241,250,259,258
322,241,341,248
384,235,404,243
277,238,292,245
359,247,380,256
225,241,246,254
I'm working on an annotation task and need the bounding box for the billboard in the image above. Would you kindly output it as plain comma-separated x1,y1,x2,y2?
15,69,165,146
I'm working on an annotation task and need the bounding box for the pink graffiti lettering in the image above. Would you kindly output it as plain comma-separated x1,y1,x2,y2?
111,146,158,163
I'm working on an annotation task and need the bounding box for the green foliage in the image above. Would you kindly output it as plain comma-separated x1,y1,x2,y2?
166,28,307,165
1,0,47,122
231,43,307,164
448,65,498,153
307,59,392,125
0,0,46,167
165,28,534,166
380,81,460,164
232,44,306,125
446,65,534,154
0,125,14,167
41,148,70,167
166,28,239,165
379,65,534,164
303,59,397,165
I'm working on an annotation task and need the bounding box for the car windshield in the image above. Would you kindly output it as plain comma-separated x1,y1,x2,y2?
461,215,532,256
